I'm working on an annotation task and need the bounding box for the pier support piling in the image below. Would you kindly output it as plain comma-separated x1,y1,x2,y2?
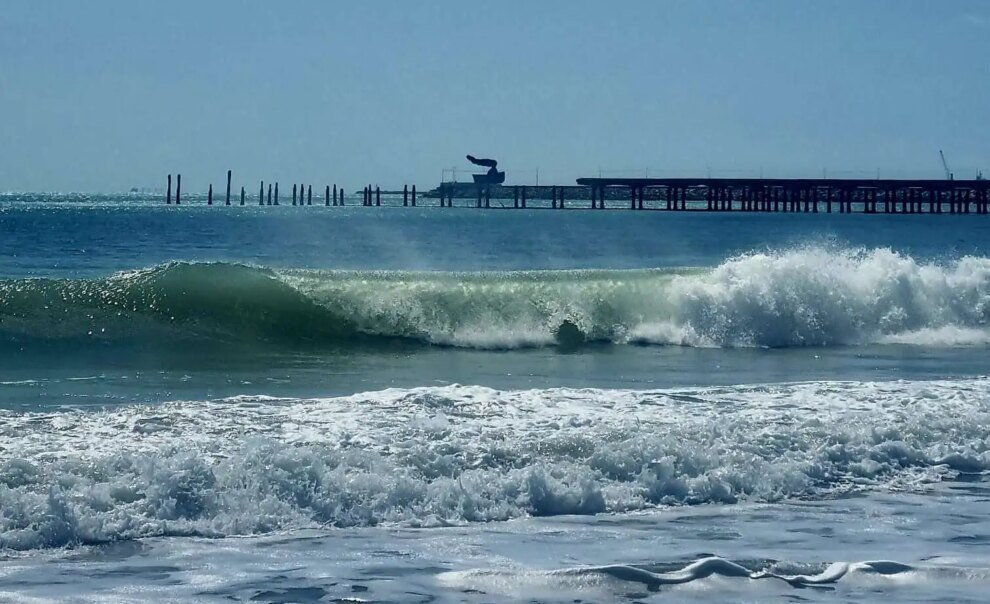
176,174,181,204
166,174,172,205
226,170,232,205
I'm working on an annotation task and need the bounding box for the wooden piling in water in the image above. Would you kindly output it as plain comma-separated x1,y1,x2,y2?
176,174,181,204
333,184,338,206
226,170,232,205
166,174,172,204
325,185,330,206
307,185,312,205
274,182,279,205
292,184,297,206
412,184,417,206
267,183,272,205
208,184,213,205
260,181,264,205
521,186,527,208
240,186,245,205
403,184,408,206
376,186,381,206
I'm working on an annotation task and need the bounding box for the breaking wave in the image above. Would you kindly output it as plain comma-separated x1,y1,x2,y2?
1,246,988,349
1,378,989,550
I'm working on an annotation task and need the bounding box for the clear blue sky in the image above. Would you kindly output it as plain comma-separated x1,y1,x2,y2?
2,0,988,191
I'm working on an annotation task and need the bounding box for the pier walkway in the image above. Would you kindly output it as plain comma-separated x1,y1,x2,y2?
573,177,989,214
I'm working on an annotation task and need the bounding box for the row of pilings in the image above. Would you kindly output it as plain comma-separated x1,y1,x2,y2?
163,173,427,207
580,182,990,214
436,183,989,214
360,185,418,206
165,173,349,206
162,173,989,215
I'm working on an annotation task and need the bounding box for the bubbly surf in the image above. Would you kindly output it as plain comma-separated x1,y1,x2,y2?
2,378,988,551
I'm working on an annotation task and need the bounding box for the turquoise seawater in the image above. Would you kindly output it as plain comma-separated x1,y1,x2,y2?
1,194,989,602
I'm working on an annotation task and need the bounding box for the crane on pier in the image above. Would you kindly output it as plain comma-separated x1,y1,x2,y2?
939,150,953,180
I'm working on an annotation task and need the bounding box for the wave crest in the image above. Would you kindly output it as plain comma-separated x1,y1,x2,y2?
1,247,988,349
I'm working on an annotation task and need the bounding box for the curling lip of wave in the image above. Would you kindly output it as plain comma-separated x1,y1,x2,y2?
0,246,987,349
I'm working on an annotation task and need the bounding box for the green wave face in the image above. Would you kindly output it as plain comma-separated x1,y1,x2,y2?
1,247,988,350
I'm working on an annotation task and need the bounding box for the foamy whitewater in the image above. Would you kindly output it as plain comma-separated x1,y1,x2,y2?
2,199,990,601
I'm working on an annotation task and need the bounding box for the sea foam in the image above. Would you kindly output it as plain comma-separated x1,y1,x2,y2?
1,378,988,550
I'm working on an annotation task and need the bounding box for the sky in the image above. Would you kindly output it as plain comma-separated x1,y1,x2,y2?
1,0,988,192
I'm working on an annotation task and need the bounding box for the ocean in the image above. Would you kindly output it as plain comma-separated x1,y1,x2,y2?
1,193,989,602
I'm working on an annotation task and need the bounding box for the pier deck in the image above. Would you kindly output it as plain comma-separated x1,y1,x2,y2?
572,177,989,214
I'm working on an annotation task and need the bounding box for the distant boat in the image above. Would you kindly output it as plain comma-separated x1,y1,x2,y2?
467,154,505,185
472,171,505,185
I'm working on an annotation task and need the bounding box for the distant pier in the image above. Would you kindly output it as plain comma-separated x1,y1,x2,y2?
162,172,988,215
573,177,989,214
